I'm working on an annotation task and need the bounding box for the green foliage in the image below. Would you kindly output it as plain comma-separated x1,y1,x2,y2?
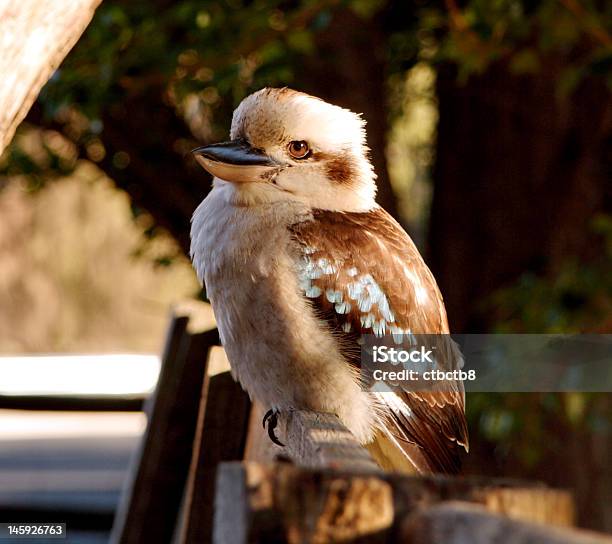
469,216,611,486
466,391,610,474
0,128,79,191
410,0,612,91
491,215,612,333
39,0,345,135
39,0,609,128
4,0,608,190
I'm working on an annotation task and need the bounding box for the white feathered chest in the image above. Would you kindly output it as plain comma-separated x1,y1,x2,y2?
190,184,377,440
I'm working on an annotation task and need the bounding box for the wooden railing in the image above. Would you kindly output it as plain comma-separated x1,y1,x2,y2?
111,310,612,544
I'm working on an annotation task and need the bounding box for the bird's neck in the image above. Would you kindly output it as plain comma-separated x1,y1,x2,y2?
211,177,377,213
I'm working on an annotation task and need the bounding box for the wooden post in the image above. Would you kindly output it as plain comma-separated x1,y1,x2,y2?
110,317,219,544
0,0,102,154
174,347,251,544
213,461,576,544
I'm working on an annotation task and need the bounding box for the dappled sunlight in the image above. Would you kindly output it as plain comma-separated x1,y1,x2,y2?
387,63,438,243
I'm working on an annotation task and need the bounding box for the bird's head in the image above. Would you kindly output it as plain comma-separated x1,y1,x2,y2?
192,88,376,211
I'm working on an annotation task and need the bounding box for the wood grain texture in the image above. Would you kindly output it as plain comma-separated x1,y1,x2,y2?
280,410,380,472
214,462,393,544
0,0,102,154
174,347,251,544
111,318,219,544
401,502,612,544
213,461,577,544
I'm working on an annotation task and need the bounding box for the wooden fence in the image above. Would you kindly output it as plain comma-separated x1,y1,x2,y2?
111,310,612,544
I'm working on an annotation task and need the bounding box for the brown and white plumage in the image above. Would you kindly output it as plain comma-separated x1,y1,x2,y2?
289,207,468,473
190,87,468,474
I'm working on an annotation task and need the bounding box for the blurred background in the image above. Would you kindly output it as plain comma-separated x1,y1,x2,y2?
0,0,610,540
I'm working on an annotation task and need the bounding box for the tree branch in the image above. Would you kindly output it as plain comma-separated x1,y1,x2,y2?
0,0,102,155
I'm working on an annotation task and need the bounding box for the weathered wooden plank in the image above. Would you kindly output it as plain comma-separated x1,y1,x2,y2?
0,0,102,154
474,486,575,527
213,461,576,544
280,410,380,472
389,472,574,528
174,347,251,544
401,502,612,544
110,317,219,544
214,461,393,544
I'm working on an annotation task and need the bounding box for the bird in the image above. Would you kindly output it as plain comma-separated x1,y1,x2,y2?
190,87,468,474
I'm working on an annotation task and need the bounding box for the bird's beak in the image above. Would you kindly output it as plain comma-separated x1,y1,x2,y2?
191,140,281,183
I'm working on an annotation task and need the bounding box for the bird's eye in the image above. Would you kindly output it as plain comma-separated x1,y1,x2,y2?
288,140,310,159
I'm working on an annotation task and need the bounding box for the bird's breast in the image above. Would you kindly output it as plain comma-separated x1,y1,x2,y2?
189,192,376,440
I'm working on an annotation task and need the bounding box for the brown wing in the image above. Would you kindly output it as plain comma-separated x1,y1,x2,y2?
289,207,468,474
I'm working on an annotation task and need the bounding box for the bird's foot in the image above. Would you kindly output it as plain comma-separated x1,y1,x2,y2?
262,408,285,447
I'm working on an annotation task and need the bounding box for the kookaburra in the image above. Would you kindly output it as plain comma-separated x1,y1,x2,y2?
190,88,468,474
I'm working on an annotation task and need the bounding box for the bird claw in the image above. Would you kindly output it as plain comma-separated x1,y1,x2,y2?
262,409,285,447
